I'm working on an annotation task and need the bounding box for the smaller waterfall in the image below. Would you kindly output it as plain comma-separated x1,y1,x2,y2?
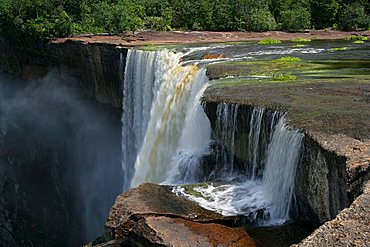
248,108,265,179
215,103,239,175
175,108,303,225
262,118,303,222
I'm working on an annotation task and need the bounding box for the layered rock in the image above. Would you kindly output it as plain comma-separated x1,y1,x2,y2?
90,183,255,247
0,38,124,108
295,180,370,246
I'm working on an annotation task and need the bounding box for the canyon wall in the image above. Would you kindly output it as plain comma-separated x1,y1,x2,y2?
0,40,124,246
0,38,125,108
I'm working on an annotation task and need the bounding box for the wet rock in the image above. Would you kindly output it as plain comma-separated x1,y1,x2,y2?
295,134,349,226
93,183,255,247
295,181,370,247
202,99,370,227
130,216,255,247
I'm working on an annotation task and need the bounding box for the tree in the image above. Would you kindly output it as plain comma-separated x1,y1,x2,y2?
337,2,369,30
246,8,276,31
311,0,339,29
279,7,311,31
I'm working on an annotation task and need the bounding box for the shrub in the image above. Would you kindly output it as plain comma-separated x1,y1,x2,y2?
144,16,171,31
247,9,277,32
258,38,281,45
279,7,311,31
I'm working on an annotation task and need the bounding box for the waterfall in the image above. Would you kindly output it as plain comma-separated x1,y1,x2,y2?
249,108,264,179
215,103,239,175
175,107,303,225
121,49,182,190
262,118,303,222
122,48,210,189
121,48,303,225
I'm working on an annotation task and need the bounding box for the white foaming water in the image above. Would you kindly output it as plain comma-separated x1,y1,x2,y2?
165,83,211,184
121,49,182,190
262,118,304,221
129,52,211,188
176,115,303,225
174,181,268,221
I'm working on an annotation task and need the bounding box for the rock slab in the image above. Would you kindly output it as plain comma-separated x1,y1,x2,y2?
91,183,255,247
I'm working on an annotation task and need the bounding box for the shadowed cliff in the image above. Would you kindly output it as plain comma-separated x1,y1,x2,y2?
0,71,123,246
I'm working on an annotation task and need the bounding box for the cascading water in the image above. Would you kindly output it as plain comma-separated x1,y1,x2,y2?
121,47,304,226
215,103,239,175
175,108,303,225
121,48,211,189
249,108,265,179
121,49,182,190
262,119,303,221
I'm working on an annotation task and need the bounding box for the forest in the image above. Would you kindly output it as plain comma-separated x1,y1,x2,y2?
0,0,369,44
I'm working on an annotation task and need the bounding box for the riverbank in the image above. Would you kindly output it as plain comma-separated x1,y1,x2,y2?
53,30,370,47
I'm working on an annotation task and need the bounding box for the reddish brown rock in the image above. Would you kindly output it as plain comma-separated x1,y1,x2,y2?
93,183,255,246
132,216,255,247
202,54,226,60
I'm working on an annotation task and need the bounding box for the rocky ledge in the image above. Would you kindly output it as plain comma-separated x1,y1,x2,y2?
295,180,370,246
88,183,255,247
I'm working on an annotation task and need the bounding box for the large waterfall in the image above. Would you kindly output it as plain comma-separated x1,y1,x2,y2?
122,49,181,189
122,48,303,226
122,49,211,189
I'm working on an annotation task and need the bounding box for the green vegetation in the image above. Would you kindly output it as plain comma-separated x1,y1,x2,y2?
274,56,301,62
258,38,282,45
273,73,297,81
293,44,307,47
292,37,311,42
345,35,368,41
0,0,369,44
332,47,350,51
353,40,365,44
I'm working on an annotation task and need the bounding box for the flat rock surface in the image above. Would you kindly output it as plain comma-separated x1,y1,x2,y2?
294,181,370,247
53,30,370,47
102,183,254,246
141,216,255,247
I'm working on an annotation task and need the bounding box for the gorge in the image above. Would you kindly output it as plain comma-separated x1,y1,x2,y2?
0,32,369,246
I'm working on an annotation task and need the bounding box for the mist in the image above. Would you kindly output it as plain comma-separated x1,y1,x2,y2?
0,71,123,246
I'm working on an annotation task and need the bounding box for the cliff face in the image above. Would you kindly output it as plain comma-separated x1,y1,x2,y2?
295,135,348,226
0,65,123,246
0,38,125,108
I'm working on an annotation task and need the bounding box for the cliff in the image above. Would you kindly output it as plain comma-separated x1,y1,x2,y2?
0,38,124,108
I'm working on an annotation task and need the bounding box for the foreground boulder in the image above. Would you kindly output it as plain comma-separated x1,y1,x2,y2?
89,183,255,247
